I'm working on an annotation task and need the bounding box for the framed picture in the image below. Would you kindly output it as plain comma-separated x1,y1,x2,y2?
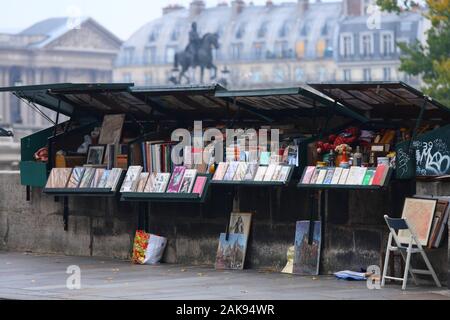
86,144,106,165
398,197,437,246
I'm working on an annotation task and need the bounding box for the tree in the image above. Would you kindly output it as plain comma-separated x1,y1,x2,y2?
376,0,450,107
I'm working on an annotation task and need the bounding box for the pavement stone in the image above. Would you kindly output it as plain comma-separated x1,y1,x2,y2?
0,251,449,300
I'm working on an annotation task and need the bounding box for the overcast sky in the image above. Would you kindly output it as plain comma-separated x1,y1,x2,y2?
2,0,337,40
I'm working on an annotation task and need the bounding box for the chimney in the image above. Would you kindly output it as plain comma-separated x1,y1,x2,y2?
217,1,228,6
190,0,205,18
231,0,245,16
342,0,363,16
297,0,309,15
162,4,185,15
266,0,274,7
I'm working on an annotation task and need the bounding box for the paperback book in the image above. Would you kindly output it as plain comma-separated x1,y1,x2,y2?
179,169,197,193
213,162,229,181
67,167,86,188
166,166,186,193
45,168,73,189
120,166,143,192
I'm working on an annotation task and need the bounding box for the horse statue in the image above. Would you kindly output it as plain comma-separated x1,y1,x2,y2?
173,32,220,84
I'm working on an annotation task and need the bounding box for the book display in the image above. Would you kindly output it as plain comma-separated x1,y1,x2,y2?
298,164,391,189
120,165,211,203
43,167,125,195
211,162,294,186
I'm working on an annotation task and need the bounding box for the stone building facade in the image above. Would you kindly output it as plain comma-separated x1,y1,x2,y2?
0,17,122,129
113,0,427,89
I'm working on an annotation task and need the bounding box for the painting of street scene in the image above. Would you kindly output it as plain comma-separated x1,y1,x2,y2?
293,221,321,275
215,233,248,270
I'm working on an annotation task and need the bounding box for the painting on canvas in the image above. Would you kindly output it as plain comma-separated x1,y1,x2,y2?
229,212,252,236
398,198,437,246
215,233,248,270
293,220,321,275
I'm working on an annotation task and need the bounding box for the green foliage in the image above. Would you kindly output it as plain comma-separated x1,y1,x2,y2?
376,0,450,107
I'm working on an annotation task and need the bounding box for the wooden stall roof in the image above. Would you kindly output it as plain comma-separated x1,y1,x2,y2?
0,83,370,125
308,82,450,121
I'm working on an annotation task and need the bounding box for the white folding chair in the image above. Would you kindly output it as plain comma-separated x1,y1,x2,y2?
381,215,441,290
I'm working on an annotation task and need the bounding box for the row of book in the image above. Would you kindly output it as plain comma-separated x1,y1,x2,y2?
212,162,292,183
300,165,390,186
141,141,175,173
45,167,124,191
120,165,207,195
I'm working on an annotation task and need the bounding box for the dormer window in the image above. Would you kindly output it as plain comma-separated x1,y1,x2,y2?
258,21,269,38
300,23,310,37
149,26,161,42
278,20,291,38
235,23,246,39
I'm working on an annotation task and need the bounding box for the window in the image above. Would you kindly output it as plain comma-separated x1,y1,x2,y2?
258,21,269,38
171,26,181,41
143,46,157,65
340,34,354,57
235,23,246,39
381,32,394,56
149,26,161,42
273,67,285,83
321,23,328,36
279,20,291,38
294,67,304,82
165,46,177,63
343,69,351,81
274,41,288,58
360,33,373,57
300,22,310,36
396,37,409,54
123,73,132,83
252,42,265,60
231,43,243,60
363,68,372,81
316,39,326,58
383,67,391,81
123,47,135,65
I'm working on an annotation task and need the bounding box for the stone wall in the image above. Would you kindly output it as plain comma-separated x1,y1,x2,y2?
0,171,447,282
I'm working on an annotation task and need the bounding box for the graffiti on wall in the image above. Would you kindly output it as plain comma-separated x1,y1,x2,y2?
413,138,450,176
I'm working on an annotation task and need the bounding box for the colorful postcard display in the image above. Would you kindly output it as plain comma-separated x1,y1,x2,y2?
398,198,437,246
299,165,390,187
293,220,321,276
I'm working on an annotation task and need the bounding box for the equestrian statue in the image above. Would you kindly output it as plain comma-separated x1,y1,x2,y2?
173,22,220,84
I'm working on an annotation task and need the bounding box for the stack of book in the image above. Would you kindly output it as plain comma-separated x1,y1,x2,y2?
120,165,208,196
45,167,124,191
212,162,292,183
299,164,390,186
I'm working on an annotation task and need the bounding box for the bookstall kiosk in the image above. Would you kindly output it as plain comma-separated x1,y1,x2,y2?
306,82,450,277
1,81,449,277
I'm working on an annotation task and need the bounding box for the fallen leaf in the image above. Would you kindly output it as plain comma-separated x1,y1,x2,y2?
197,273,204,277
181,269,186,272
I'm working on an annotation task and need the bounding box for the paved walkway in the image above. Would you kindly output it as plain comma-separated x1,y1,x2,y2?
0,251,449,300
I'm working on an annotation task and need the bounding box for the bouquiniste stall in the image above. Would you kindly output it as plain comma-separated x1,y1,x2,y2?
0,81,449,280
